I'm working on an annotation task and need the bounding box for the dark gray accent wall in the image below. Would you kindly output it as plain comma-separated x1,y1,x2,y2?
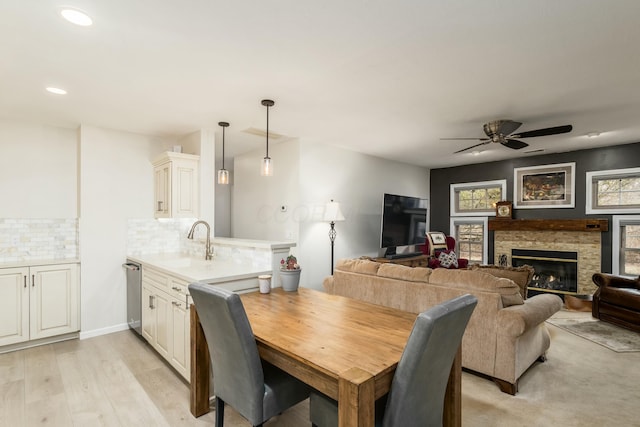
430,142,640,273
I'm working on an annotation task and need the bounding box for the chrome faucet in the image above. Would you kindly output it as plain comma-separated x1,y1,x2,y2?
187,220,213,260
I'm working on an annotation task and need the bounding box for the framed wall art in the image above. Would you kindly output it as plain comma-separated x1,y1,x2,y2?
427,232,446,245
426,231,448,256
514,162,575,209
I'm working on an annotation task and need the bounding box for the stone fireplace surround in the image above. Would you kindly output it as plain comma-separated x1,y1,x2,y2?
489,219,608,295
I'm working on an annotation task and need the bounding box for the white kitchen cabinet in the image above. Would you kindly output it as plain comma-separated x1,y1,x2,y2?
152,151,199,218
0,263,80,348
170,296,190,376
142,281,171,361
141,266,191,380
0,267,29,346
141,282,155,343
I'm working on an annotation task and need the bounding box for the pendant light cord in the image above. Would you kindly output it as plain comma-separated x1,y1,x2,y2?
221,125,225,169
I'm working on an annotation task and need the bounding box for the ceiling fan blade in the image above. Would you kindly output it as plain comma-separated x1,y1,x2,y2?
495,120,522,136
501,139,529,150
454,140,490,154
512,125,572,139
440,137,487,141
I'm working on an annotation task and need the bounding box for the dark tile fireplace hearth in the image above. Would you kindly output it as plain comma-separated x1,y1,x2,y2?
512,249,578,296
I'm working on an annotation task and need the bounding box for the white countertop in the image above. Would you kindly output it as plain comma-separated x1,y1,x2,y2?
0,258,80,269
211,237,295,250
126,253,271,283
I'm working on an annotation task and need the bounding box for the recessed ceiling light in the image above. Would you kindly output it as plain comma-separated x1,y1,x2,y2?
59,8,93,26
46,87,67,95
586,132,601,138
470,150,482,156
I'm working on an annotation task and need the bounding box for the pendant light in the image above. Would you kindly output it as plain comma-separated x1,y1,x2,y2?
261,99,274,176
217,121,230,185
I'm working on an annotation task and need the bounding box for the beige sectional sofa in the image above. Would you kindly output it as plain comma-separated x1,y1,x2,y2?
323,259,563,394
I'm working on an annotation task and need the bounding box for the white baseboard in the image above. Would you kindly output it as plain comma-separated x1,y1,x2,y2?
80,322,130,340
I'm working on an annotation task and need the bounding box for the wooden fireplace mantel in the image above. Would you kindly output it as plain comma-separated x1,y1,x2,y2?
488,219,608,232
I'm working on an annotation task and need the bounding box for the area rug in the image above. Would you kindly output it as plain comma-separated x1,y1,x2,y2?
547,318,640,352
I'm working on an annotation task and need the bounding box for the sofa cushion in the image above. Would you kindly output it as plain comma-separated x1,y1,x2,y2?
335,258,381,275
429,268,524,307
468,264,534,300
377,263,432,283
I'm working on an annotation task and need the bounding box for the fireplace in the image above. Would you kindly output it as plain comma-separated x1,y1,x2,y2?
512,249,578,296
490,219,607,295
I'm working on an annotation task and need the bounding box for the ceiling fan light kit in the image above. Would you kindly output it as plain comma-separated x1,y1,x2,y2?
443,119,573,154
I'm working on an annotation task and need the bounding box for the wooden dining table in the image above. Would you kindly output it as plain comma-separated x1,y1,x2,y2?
190,287,461,427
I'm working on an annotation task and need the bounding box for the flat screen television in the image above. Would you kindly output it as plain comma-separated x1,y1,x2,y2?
380,193,427,257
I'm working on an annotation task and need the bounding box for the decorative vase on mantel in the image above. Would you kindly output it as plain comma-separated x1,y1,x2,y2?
280,255,301,292
280,268,301,292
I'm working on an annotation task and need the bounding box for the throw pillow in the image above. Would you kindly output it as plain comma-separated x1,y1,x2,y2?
468,264,534,300
438,250,458,268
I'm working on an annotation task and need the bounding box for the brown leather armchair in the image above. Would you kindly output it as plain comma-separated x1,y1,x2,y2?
592,273,640,332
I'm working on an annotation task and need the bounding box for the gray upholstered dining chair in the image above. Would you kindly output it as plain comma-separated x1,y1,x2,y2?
309,293,477,427
188,283,310,427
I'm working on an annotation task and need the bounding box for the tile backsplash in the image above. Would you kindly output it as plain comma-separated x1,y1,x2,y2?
127,218,272,268
126,218,196,255
0,218,78,263
0,217,278,267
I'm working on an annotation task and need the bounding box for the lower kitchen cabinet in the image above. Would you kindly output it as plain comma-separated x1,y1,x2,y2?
0,262,80,349
170,297,190,376
142,282,171,360
141,267,191,380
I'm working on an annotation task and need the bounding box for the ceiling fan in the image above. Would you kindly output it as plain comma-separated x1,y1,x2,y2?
442,120,573,154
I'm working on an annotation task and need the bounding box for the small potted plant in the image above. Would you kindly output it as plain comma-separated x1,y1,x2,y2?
279,255,301,292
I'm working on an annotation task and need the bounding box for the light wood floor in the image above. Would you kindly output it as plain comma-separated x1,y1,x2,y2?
2,312,639,426
0,330,310,426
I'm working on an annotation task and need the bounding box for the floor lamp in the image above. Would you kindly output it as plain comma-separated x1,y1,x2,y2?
324,199,345,275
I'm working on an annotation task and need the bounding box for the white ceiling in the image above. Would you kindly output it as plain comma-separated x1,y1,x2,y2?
2,0,640,168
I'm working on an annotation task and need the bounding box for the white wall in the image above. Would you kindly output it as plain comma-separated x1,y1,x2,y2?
232,138,429,289
215,144,233,237
232,139,300,242
0,120,77,218
298,142,429,288
79,125,175,337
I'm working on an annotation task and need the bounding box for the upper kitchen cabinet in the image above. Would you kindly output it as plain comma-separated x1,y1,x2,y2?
152,152,200,218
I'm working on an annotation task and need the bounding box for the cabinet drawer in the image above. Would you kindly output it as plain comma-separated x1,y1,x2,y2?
168,276,190,306
143,267,169,289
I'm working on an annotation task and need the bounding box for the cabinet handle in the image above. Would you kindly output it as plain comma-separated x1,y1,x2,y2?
149,295,155,309
24,275,27,288
157,201,163,212
172,286,182,292
32,274,35,287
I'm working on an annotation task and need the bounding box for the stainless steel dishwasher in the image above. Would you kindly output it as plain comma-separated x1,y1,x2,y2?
123,260,142,336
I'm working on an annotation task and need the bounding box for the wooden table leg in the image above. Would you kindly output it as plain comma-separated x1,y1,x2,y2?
443,345,462,427
190,304,211,417
338,367,376,427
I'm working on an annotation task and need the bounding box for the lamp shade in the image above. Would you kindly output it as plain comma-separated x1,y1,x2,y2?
324,200,345,222
261,157,273,176
217,168,229,184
